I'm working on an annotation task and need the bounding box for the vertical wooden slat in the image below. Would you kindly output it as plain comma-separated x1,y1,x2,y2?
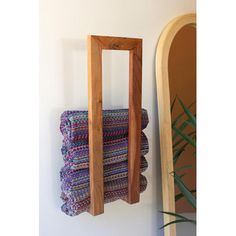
87,35,104,216
127,42,142,203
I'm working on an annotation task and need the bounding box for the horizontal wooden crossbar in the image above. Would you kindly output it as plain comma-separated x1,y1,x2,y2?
87,35,143,216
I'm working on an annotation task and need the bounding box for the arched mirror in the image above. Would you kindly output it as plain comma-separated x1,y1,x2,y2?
155,14,196,236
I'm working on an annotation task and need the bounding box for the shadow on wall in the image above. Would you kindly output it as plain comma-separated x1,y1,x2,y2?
152,54,164,234
49,108,64,209
61,38,117,110
62,38,88,109
49,38,115,211
49,39,90,210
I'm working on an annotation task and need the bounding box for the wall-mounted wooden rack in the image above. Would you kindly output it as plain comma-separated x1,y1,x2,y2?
87,35,143,216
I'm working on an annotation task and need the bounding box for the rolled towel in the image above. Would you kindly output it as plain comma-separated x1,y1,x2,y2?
60,109,149,142
60,156,148,192
61,174,147,216
60,108,149,216
61,175,145,202
61,132,149,169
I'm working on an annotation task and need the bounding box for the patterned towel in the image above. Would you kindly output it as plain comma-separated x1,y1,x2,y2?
60,109,149,142
61,175,147,203
60,156,148,192
60,109,149,216
61,175,147,216
61,132,149,169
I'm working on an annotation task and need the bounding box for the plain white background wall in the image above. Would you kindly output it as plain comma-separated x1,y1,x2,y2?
39,0,195,235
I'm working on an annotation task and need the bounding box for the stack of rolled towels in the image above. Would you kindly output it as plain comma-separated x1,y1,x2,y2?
60,109,149,216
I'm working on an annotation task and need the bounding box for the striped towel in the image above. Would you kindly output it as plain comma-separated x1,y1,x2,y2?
61,132,149,169
60,109,149,142
60,108,149,216
61,175,147,216
61,157,148,192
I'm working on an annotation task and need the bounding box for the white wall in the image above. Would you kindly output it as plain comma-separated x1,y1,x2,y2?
39,1,195,236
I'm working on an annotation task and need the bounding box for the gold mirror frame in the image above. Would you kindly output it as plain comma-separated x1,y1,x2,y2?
155,13,196,236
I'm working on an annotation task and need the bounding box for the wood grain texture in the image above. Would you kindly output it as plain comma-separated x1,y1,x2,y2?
87,35,104,216
87,35,143,215
155,14,196,236
128,43,142,203
91,35,141,51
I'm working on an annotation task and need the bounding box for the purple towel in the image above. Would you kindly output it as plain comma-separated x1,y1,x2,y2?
61,175,147,216
60,156,148,192
61,132,149,169
60,109,149,142
60,108,149,216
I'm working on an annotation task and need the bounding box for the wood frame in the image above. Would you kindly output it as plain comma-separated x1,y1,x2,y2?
155,13,196,236
87,35,142,216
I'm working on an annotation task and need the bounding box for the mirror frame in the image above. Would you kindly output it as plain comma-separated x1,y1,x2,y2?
155,13,196,236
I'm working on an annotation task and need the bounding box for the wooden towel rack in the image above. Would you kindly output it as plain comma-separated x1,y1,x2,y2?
87,35,142,216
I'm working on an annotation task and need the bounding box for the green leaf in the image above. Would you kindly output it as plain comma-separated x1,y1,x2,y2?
173,142,189,164
174,165,192,172
173,138,186,148
172,119,189,141
172,117,195,141
160,211,196,229
173,149,185,165
173,131,196,148
160,219,196,229
171,96,177,113
171,100,195,128
179,174,186,179
160,211,196,228
160,211,190,220
172,125,196,147
160,211,195,220
175,190,196,202
177,97,196,127
173,173,196,209
172,112,185,128
185,118,196,126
